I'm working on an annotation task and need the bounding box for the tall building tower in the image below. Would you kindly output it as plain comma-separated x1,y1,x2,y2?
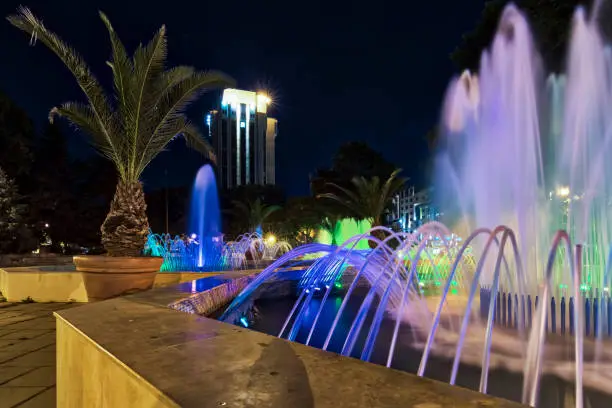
207,89,277,189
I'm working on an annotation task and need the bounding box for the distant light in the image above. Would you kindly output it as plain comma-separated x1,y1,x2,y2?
240,121,246,128
44,223,49,228
239,317,249,327
265,234,276,246
190,233,197,239
556,186,570,198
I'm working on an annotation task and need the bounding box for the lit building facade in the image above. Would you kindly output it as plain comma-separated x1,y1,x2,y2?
207,89,277,189
390,186,440,232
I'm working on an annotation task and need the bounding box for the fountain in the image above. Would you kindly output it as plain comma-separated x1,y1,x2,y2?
436,3,612,292
145,165,292,270
188,164,223,269
217,4,612,407
317,218,372,249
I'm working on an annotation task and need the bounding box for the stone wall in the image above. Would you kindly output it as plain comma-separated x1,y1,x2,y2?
0,254,73,267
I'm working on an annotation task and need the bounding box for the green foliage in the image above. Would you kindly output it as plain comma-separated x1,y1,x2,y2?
318,169,407,227
8,7,234,184
0,167,26,253
451,0,587,73
230,198,282,233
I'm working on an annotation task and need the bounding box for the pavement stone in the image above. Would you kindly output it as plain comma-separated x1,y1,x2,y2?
0,367,36,384
0,387,47,407
15,387,55,408
0,302,75,408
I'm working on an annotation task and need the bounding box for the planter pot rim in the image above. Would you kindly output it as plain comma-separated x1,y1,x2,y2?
73,255,162,260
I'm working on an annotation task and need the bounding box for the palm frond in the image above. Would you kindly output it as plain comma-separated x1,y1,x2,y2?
135,70,234,175
9,7,232,184
126,24,167,180
136,117,202,174
99,11,132,156
49,102,125,177
318,169,407,226
7,7,119,161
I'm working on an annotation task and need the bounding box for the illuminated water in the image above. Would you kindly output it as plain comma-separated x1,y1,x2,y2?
317,218,371,250
188,165,222,268
220,224,611,407
435,4,612,292
146,231,292,272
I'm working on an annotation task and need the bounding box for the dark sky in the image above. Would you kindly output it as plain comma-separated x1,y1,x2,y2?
0,0,486,196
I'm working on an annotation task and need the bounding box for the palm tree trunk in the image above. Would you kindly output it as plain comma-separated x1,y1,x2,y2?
101,181,149,257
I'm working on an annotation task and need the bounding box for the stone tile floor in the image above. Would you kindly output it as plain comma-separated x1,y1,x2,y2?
0,301,76,408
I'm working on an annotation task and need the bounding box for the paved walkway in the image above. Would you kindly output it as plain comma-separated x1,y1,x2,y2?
0,301,76,408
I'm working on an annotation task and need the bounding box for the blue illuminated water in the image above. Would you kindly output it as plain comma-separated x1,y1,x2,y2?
188,165,222,268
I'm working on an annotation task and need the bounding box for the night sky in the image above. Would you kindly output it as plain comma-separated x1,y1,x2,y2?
0,0,486,196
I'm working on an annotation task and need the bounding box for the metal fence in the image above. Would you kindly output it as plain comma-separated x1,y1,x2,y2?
479,287,612,337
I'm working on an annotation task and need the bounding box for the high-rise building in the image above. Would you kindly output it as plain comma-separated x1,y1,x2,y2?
206,88,278,189
390,186,440,232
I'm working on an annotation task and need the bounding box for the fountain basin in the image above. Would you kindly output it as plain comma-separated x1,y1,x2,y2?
0,266,275,302
232,287,612,408
54,273,524,407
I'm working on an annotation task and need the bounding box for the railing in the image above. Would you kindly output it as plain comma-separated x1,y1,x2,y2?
480,287,612,337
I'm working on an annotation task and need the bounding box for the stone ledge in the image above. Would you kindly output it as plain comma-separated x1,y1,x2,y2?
0,267,262,303
54,277,525,408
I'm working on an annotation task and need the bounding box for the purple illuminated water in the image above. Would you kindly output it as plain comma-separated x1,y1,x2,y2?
436,4,612,291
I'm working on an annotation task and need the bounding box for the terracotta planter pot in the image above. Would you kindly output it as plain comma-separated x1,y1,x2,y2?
73,255,163,301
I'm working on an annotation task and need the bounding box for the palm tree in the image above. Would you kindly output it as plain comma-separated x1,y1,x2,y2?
8,7,233,256
232,198,281,234
317,168,406,230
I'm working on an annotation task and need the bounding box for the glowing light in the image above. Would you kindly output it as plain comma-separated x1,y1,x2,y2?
265,234,277,245
44,223,49,228
240,121,246,128
334,282,342,289
190,233,197,239
239,317,249,327
556,186,570,198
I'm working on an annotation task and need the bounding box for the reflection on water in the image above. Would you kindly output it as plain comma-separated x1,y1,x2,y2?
241,289,610,408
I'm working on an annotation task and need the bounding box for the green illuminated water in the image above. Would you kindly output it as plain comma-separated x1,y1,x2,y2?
317,218,372,250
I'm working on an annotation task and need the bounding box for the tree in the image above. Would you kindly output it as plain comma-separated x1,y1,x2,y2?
318,169,407,228
311,142,397,221
27,123,73,248
0,91,34,182
231,198,281,234
451,0,587,73
8,7,233,256
0,167,25,253
332,141,396,181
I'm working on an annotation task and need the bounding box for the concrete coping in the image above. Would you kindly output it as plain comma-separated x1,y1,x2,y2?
54,272,525,407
